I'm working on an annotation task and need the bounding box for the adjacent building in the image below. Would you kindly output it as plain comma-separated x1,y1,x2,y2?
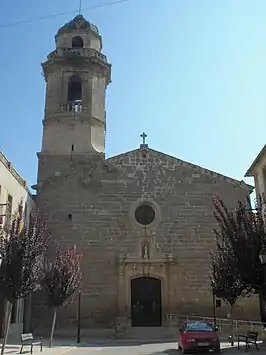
0,151,35,339
245,144,266,211
31,14,260,334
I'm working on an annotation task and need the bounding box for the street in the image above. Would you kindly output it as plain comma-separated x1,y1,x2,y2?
56,342,260,355
1,340,261,355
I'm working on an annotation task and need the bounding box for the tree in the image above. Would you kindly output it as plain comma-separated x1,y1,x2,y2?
210,242,250,345
41,246,82,347
0,203,49,355
212,196,266,324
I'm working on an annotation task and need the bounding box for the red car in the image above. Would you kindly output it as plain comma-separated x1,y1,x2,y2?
178,321,221,353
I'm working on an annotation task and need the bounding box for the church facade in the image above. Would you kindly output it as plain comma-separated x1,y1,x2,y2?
32,15,259,331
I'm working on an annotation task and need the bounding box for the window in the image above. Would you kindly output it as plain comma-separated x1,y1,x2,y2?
68,75,82,102
135,205,155,226
0,185,2,226
263,167,266,195
24,202,28,221
186,322,214,332
6,194,13,227
72,36,84,48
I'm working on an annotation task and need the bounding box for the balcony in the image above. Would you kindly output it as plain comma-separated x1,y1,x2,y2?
47,47,107,63
44,103,90,122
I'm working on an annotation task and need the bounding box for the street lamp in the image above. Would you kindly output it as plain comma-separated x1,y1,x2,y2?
77,290,81,344
211,281,217,327
259,245,266,265
259,244,266,331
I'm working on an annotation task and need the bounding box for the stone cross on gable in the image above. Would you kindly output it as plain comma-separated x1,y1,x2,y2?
140,132,148,148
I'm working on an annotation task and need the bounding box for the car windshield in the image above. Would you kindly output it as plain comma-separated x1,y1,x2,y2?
186,322,214,332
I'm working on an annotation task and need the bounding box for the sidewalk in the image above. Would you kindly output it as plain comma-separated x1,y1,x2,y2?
0,340,77,355
221,342,266,354
0,346,76,355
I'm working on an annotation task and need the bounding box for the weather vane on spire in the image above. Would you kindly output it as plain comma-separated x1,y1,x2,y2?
78,0,82,14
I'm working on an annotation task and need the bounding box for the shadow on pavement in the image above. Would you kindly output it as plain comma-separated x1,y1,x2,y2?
4,337,179,347
0,345,20,355
151,350,179,355
148,345,265,355
56,339,178,347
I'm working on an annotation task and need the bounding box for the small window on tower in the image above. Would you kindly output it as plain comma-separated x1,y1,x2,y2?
72,36,84,48
68,75,82,102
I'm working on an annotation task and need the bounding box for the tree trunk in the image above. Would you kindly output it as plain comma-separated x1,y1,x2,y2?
49,309,57,348
259,292,266,327
259,292,266,343
229,304,234,346
0,302,13,355
23,293,32,333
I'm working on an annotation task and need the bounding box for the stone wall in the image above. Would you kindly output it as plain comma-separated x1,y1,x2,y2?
32,147,258,329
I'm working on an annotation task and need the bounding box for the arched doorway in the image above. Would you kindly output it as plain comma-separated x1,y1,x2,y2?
131,277,162,327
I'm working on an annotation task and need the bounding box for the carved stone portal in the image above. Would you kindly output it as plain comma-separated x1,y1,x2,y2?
117,254,177,326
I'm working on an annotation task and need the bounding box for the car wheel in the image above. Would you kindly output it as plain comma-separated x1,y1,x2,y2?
214,345,221,353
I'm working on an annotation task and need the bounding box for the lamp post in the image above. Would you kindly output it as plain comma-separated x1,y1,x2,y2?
211,281,217,327
259,245,266,330
259,244,266,265
77,290,81,344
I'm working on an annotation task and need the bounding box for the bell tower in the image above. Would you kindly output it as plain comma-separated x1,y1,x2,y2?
40,15,111,156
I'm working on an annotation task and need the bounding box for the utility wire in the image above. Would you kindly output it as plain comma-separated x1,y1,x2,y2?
1,0,133,29
79,0,83,14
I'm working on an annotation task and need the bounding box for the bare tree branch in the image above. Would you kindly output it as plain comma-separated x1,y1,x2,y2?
0,202,49,355
40,245,82,347
0,203,49,301
212,196,266,295
41,245,82,308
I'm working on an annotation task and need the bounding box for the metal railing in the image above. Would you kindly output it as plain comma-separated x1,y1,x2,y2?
59,103,89,113
166,314,264,338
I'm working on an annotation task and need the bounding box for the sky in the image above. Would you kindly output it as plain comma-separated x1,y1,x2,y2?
1,0,266,191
